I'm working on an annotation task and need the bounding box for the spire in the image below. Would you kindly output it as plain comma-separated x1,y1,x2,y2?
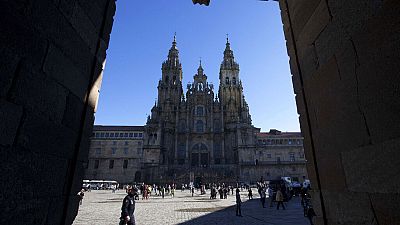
172,32,177,49
198,58,204,72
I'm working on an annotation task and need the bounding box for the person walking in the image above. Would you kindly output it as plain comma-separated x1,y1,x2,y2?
276,188,285,210
248,188,253,199
260,187,266,208
267,185,274,207
235,188,242,217
77,189,85,205
120,187,138,225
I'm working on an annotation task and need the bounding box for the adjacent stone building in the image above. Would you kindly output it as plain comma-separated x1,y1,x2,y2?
240,129,307,183
85,126,144,184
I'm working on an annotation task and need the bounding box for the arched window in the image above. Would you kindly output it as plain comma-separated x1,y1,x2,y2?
232,77,236,85
196,106,204,116
165,76,169,83
196,120,204,133
225,77,229,85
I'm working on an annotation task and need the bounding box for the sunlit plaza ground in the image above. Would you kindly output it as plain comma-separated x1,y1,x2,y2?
73,189,309,225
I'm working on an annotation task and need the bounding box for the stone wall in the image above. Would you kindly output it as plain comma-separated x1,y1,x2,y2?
279,0,400,224
0,1,116,224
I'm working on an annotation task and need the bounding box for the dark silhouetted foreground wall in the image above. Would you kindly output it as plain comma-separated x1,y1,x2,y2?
0,0,115,224
279,0,400,224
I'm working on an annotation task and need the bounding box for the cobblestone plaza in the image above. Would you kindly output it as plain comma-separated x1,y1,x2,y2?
73,189,309,225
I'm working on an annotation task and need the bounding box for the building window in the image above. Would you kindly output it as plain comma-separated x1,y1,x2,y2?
112,148,117,155
178,144,186,159
196,120,204,133
129,133,133,137
100,133,105,138
95,148,101,155
115,133,119,137
288,139,292,145
109,160,114,169
232,77,236,85
290,152,295,162
95,133,100,138
105,132,109,137
137,141,142,146
277,157,281,164
110,133,114,137
225,77,229,85
123,160,128,169
124,133,128,137
119,133,124,138
124,148,129,155
197,106,204,116
138,133,143,137
134,133,138,137
94,160,99,169
267,154,271,158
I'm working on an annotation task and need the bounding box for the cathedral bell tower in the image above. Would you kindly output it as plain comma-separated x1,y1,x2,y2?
158,34,184,109
218,37,250,124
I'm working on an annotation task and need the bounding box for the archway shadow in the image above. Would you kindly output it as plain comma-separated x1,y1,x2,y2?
176,197,310,225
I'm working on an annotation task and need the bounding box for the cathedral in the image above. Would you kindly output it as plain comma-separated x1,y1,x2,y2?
142,36,258,184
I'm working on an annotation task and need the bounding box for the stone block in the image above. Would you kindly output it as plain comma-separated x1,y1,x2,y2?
77,0,104,29
323,190,375,224
9,64,68,123
30,0,94,77
0,5,49,73
0,100,23,146
18,113,78,160
351,4,400,144
328,0,383,38
43,44,89,100
298,44,319,82
62,93,85,132
341,138,400,194
70,2,99,54
296,0,330,55
0,48,20,97
314,19,349,66
370,193,400,225
286,0,322,40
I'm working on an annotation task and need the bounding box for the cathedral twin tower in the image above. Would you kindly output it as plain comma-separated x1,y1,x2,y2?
142,36,257,184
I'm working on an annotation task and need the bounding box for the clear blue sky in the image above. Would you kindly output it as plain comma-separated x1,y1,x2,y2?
94,0,300,132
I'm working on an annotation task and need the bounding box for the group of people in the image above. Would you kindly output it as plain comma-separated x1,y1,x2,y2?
256,181,285,210
209,183,234,199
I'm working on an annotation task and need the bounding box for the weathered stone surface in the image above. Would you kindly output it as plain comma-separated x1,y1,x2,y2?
370,193,400,225
18,113,78,159
324,191,376,225
0,100,23,146
342,138,400,194
43,45,89,100
286,0,322,40
9,64,68,123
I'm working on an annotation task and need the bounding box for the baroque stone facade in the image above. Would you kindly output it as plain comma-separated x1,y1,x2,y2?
141,36,301,185
241,129,307,183
85,126,144,184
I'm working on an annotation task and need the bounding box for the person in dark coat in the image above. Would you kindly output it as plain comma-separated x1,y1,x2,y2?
235,188,242,216
120,187,138,225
